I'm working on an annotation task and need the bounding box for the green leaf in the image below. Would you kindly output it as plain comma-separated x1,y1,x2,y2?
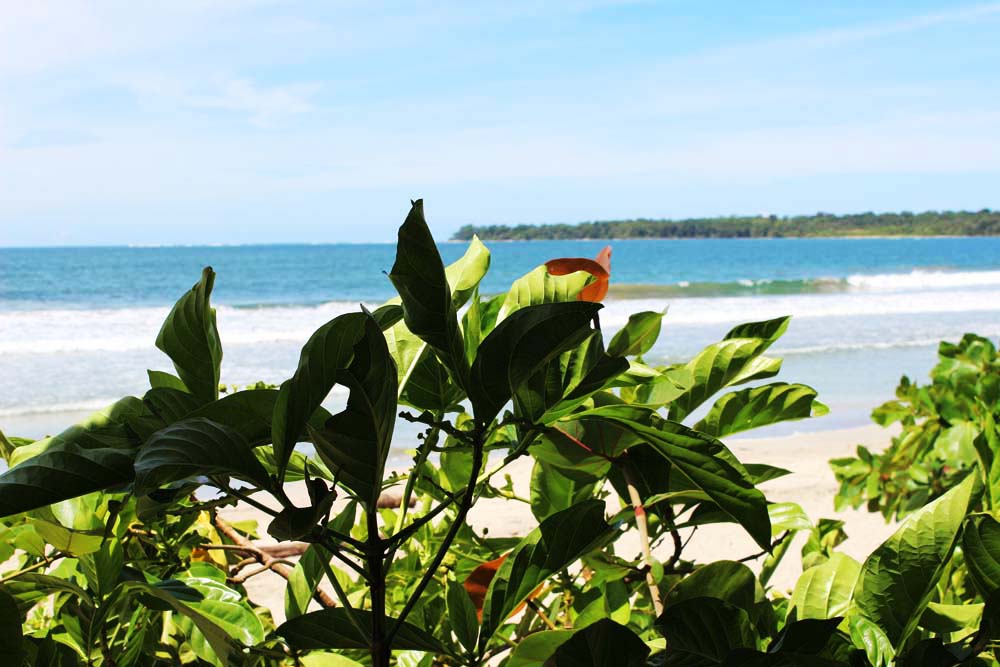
445,234,491,306
607,310,665,357
514,331,629,424
657,597,756,666
124,580,242,666
9,397,143,467
0,445,134,517
155,266,223,403
580,410,771,550
276,608,446,653
529,459,598,522
848,616,894,667
850,473,977,652
2,573,93,614
388,199,471,391
668,316,790,421
480,500,613,647
143,387,203,424
147,369,188,391
665,560,756,613
186,388,287,445
788,553,860,621
0,585,25,666
399,348,465,412
172,575,266,660
919,601,983,634
469,302,602,424
695,383,827,438
446,578,479,653
497,264,593,322
271,311,369,478
544,619,650,667
508,630,573,667
285,544,330,620
308,314,397,506
134,417,269,494
962,513,1000,598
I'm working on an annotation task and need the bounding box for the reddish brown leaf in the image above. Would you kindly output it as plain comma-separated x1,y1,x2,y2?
543,247,613,303
462,553,542,621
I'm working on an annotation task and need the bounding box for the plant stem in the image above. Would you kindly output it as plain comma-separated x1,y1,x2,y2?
367,503,390,667
385,427,485,646
622,463,664,616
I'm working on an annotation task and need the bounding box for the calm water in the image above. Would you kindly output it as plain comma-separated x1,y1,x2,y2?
3,238,1000,444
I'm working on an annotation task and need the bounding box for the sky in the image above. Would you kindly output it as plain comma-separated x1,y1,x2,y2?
1,1,999,246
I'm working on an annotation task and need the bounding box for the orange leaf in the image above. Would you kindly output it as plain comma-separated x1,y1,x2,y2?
543,247,613,303
462,553,542,621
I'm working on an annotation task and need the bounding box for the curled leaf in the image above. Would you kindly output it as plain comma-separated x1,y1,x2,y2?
544,246,612,303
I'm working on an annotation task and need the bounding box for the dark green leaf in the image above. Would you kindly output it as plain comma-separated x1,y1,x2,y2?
155,266,223,403
446,578,479,653
665,560,756,613
469,302,602,424
388,199,471,391
134,417,269,494
0,445,134,517
271,311,368,478
508,630,573,667
962,513,1000,598
529,460,599,521
0,585,25,665
276,608,446,653
309,314,397,506
657,597,756,666
544,619,649,667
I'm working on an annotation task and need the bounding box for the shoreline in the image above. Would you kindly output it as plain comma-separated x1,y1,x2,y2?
218,422,900,623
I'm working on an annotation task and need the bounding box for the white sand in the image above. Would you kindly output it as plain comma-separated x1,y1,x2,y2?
221,423,899,623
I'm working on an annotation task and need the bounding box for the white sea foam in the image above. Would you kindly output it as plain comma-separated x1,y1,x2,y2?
845,269,1000,290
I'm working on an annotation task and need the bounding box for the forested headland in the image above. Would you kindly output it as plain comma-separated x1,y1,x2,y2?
452,209,1000,240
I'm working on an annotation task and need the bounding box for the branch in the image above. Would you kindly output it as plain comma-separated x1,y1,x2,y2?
622,462,664,616
212,515,337,608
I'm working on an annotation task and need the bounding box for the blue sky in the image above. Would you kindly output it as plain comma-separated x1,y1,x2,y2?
1,1,999,246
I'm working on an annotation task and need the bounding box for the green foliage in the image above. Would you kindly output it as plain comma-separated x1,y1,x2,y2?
2,199,995,666
831,334,1000,519
453,209,1000,240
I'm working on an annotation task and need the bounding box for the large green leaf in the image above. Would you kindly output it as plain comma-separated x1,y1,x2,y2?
2,573,93,614
656,597,756,666
469,302,602,424
850,473,976,652
125,580,242,666
962,513,1000,597
134,417,269,494
388,234,490,400
275,608,446,653
695,383,828,438
0,444,135,517
529,459,599,522
9,397,143,466
398,348,465,412
285,544,330,620
508,630,573,667
668,317,789,421
479,500,613,647
172,574,266,661
271,311,368,477
544,619,650,667
577,409,771,550
142,387,203,425
607,310,665,358
388,199,471,391
155,266,223,403
788,553,860,621
514,331,629,424
186,388,286,445
496,265,593,322
308,314,397,506
665,561,756,613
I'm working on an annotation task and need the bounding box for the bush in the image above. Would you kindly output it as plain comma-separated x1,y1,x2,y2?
0,201,997,666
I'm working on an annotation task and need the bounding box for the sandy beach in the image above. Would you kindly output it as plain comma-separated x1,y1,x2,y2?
219,423,899,623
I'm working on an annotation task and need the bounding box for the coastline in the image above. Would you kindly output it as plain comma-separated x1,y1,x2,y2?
218,422,899,623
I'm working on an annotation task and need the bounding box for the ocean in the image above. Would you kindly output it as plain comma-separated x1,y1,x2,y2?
3,237,1000,447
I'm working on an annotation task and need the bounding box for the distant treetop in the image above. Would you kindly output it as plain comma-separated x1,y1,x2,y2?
452,209,1000,240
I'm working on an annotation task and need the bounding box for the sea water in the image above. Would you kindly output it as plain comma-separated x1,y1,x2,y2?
2,237,999,447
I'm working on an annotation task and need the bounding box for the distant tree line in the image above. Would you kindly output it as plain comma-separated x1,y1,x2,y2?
451,209,1000,240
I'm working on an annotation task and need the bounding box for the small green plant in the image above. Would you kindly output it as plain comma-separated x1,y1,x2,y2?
831,334,1000,520
0,201,997,666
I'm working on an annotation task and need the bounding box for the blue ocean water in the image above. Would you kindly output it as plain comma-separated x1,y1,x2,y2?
3,237,1000,443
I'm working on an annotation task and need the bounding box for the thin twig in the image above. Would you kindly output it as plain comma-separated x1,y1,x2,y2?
622,462,664,616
